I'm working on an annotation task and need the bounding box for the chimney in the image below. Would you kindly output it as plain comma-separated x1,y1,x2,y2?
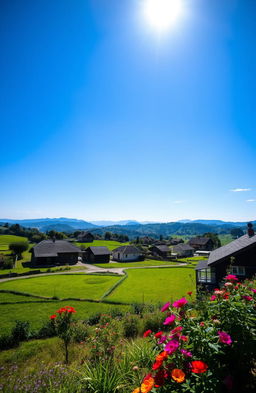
247,222,254,237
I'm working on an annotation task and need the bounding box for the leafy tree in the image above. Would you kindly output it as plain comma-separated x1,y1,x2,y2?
104,232,112,240
230,227,244,239
203,233,221,249
9,241,29,260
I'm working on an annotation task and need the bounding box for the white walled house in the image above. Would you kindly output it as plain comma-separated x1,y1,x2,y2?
112,245,142,262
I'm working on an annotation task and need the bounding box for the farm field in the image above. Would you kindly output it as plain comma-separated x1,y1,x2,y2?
75,239,129,250
0,274,121,300
106,267,195,304
0,298,129,334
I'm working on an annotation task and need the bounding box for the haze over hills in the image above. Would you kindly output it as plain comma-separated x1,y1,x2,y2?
0,217,255,238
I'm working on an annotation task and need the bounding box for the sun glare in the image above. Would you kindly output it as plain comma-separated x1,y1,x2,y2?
143,0,184,32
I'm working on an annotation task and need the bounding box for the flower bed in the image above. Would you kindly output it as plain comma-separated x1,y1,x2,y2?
133,275,256,393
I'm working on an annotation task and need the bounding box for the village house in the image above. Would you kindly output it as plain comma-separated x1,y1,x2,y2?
188,237,214,251
195,223,256,290
169,238,184,246
77,231,94,243
31,239,82,265
173,243,194,258
112,245,143,262
85,246,111,264
149,245,171,259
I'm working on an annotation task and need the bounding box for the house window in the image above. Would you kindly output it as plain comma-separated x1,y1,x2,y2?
230,266,245,276
198,268,216,283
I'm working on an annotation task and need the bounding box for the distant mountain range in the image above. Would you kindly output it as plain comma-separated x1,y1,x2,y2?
0,217,255,238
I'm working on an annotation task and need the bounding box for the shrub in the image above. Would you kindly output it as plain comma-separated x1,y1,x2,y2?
9,241,29,260
72,321,90,343
140,311,165,333
11,320,31,343
123,315,140,338
87,312,102,326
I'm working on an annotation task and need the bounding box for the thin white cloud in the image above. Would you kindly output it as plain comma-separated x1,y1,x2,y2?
230,188,251,192
246,199,256,202
173,200,185,204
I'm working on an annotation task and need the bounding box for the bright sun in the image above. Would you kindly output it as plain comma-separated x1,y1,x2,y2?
143,0,184,32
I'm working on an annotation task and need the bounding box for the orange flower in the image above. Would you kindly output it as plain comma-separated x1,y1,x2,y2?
132,389,140,393
141,374,154,393
171,369,185,383
156,351,168,362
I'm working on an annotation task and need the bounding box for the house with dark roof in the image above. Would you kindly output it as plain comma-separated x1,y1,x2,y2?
189,237,214,251
85,246,111,264
169,238,184,246
77,231,94,243
195,224,256,290
31,240,82,265
112,245,143,262
173,243,194,258
149,245,171,259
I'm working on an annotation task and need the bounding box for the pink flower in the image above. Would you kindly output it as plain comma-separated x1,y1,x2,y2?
224,274,238,282
210,295,217,301
242,295,253,301
171,326,183,334
172,297,188,308
180,349,192,358
164,339,179,354
200,322,205,327
250,288,256,293
161,302,171,312
218,331,232,345
163,314,176,325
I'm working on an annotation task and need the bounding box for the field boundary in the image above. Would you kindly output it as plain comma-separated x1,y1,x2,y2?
100,271,128,300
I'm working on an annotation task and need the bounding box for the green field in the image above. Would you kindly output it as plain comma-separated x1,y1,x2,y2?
0,274,121,300
75,239,129,251
106,267,196,304
219,234,233,246
0,298,129,334
0,235,28,253
95,259,179,268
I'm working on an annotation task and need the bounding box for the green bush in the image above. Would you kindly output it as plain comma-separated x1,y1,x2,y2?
72,321,90,343
123,315,140,338
11,320,31,343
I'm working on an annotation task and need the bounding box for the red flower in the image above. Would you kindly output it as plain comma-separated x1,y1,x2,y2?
154,331,163,338
191,360,208,373
187,291,192,296
224,274,238,282
172,297,188,308
143,330,152,337
154,368,168,387
50,314,56,320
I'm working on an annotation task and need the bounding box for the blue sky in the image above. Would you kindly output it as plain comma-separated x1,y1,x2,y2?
1,0,256,222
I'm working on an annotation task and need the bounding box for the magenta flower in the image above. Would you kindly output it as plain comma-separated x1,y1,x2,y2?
158,335,167,344
172,297,188,308
218,331,232,345
224,274,238,282
250,288,256,293
210,295,217,301
163,314,176,325
164,339,179,354
242,295,253,301
161,302,171,312
180,349,192,358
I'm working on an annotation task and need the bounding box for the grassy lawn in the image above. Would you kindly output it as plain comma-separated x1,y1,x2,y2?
0,274,121,300
0,235,28,253
95,259,179,268
0,300,130,334
75,239,129,251
106,267,196,304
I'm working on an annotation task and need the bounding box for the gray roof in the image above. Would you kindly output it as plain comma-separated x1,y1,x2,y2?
112,245,141,254
208,234,256,266
87,246,111,255
33,240,81,258
189,237,211,246
153,245,170,252
195,260,209,270
173,244,194,251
